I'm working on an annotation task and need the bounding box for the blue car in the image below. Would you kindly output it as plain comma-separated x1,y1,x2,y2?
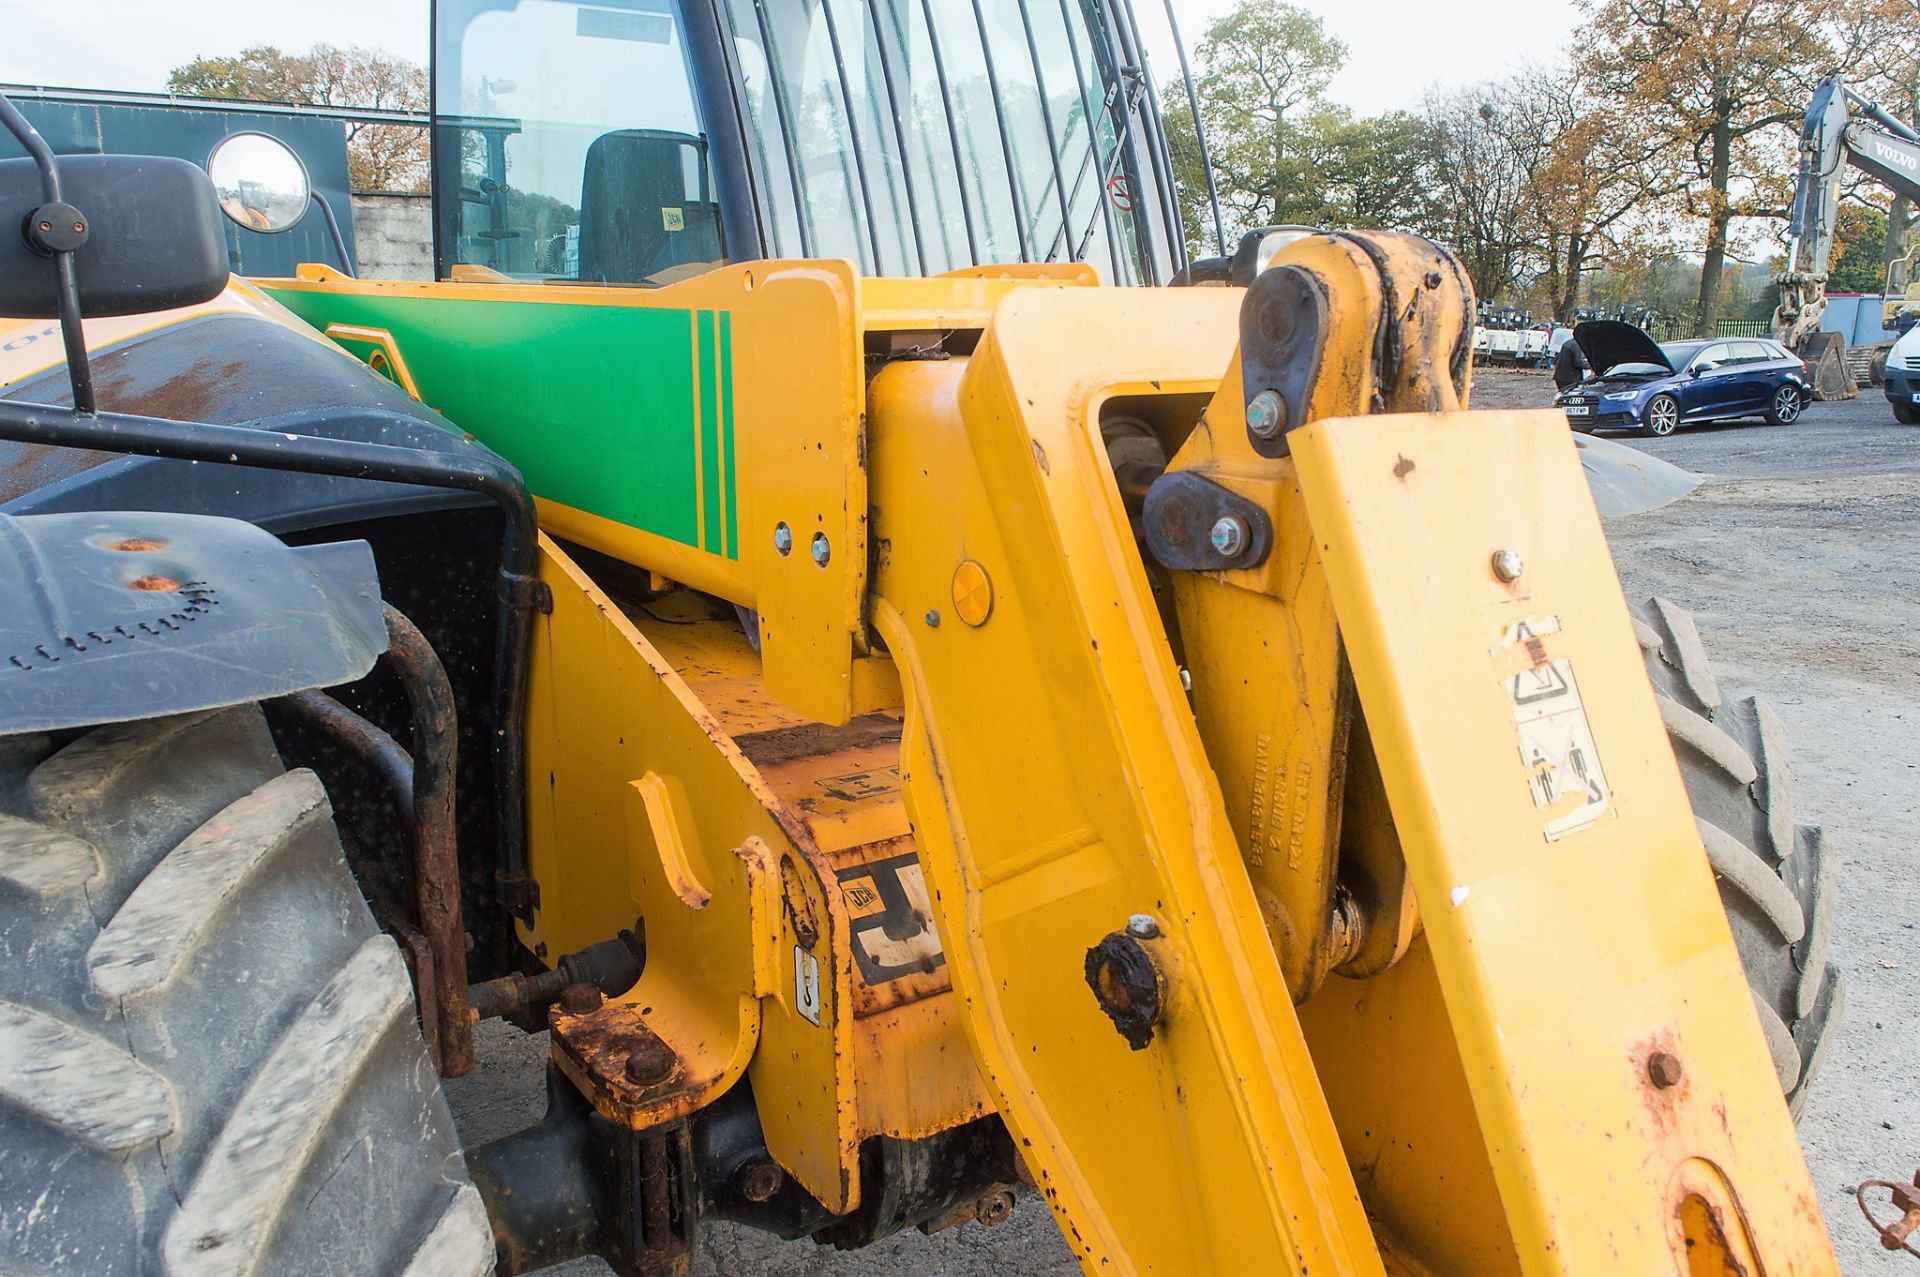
1554,321,1812,437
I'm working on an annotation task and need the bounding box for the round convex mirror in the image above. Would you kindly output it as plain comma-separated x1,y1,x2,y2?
208,132,312,233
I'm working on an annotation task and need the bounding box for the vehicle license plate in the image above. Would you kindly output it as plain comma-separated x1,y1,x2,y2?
1565,404,1591,416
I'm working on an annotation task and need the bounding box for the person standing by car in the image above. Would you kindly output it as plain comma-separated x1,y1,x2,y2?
1554,337,1589,390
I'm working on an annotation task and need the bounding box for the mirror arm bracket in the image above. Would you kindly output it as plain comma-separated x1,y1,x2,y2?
311,190,356,278
0,92,96,414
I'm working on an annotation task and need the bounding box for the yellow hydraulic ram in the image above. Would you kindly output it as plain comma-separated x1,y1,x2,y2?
867,232,1836,1274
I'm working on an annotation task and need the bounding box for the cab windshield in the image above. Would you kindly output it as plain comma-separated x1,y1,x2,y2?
435,0,724,284
432,0,1172,284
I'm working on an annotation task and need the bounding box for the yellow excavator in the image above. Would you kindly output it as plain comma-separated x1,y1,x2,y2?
0,1,1853,1272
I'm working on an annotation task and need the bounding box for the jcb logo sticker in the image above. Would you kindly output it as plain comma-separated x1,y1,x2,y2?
661,207,685,232
835,851,945,984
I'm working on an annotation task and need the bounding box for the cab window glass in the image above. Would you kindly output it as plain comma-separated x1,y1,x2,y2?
435,0,725,283
721,0,1146,282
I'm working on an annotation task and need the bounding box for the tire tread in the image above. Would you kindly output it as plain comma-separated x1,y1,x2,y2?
1633,598,1843,1108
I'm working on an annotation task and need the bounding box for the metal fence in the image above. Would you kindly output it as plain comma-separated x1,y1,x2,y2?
1648,318,1769,341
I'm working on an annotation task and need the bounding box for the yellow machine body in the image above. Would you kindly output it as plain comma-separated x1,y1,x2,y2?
236,236,1839,1273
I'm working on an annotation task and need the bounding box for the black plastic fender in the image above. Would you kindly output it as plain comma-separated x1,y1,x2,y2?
0,509,385,733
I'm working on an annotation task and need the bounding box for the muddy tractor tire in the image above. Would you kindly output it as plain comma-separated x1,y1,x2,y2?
0,706,492,1274
1633,599,1844,1115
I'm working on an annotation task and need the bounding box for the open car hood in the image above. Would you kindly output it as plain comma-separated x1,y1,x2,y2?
1572,320,1673,375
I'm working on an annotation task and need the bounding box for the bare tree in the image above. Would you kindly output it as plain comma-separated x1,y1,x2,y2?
1511,65,1676,319
1420,84,1536,300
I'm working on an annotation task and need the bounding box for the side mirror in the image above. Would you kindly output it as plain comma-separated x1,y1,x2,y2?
0,154,229,319
1228,225,1324,286
1688,365,1705,377
208,132,311,233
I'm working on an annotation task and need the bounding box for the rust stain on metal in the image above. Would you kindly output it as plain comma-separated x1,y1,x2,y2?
733,712,902,767
553,1002,681,1095
382,606,474,1077
638,1131,676,1256
107,537,167,552
1678,1192,1753,1277
781,852,822,949
127,574,180,592
92,351,258,422
1630,1028,1690,1129
0,439,112,503
1392,454,1415,479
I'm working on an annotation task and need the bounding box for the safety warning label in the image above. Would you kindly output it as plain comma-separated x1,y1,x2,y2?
1498,617,1611,841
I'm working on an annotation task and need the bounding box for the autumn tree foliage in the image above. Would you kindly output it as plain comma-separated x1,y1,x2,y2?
1570,0,1831,333
1166,0,1920,327
168,45,429,192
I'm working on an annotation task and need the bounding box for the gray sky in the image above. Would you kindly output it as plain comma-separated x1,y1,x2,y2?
0,0,1576,116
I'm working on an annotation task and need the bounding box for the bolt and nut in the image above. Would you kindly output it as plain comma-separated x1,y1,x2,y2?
559,982,603,1015
773,522,793,556
1125,913,1160,940
1246,389,1286,440
625,1038,676,1087
1490,548,1525,583
811,532,831,567
1647,1051,1684,1089
1209,514,1249,560
974,1190,1017,1228
738,1160,785,1203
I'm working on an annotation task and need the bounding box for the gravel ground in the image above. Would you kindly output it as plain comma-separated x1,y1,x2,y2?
451,368,1920,1274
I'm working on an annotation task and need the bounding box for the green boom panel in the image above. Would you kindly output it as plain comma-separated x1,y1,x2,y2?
261,287,738,559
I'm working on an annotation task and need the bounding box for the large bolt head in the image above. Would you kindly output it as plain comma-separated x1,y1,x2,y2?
773,522,793,556
1490,548,1525,582
625,1038,676,1087
1209,515,1249,559
975,1189,1017,1227
811,532,831,567
1246,389,1286,439
559,982,603,1015
739,1160,784,1203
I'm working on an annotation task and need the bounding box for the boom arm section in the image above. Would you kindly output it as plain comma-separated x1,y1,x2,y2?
1775,75,1920,347
872,234,1837,1274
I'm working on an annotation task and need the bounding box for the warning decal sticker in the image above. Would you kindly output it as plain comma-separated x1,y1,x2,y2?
1496,616,1611,841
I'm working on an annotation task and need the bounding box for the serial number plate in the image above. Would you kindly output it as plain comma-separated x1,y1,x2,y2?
1565,404,1592,416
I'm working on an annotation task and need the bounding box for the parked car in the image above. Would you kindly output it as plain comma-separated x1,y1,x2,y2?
1554,321,1812,437
1885,325,1920,424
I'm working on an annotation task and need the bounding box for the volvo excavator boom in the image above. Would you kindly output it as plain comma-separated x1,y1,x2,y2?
1774,74,1920,353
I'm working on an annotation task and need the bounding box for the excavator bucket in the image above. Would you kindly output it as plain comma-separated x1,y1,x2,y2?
1799,330,1858,400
